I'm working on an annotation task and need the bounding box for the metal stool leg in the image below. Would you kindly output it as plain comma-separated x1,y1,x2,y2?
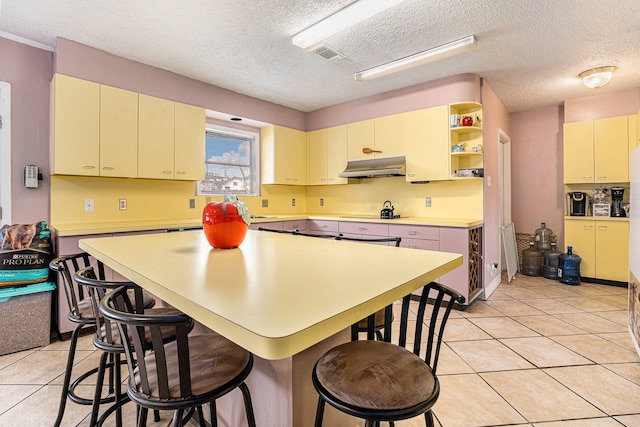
53,324,83,427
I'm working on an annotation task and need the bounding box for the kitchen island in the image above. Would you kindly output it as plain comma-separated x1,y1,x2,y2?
79,229,462,426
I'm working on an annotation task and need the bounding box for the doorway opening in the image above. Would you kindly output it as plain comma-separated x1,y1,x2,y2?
0,81,11,226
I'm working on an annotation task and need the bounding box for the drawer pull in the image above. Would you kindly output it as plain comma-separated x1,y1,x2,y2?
409,230,417,235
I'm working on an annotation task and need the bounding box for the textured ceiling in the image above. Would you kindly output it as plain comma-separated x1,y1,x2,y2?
1,0,639,113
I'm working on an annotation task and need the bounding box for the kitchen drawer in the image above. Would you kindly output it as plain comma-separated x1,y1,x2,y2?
250,221,283,231
400,238,439,251
389,224,439,241
282,220,307,231
338,221,389,236
308,220,338,234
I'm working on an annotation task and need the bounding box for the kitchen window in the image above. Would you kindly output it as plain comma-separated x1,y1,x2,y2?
197,125,260,196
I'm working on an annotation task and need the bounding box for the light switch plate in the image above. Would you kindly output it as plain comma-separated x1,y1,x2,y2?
119,199,127,210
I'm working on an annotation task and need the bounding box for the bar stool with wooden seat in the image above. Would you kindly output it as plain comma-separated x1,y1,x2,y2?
49,253,156,427
100,286,257,427
75,266,191,426
312,281,465,427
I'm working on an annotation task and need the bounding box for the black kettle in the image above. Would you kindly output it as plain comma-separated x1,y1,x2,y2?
380,200,395,219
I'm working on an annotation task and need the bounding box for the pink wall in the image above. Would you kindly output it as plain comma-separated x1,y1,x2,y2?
564,88,640,122
54,38,307,131
0,38,53,224
307,74,481,129
510,106,565,245
480,81,510,288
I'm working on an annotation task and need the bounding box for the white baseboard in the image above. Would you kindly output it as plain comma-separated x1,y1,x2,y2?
481,275,502,300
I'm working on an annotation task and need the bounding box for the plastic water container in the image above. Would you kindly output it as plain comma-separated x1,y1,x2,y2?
535,222,553,252
543,243,560,280
522,242,543,276
559,246,581,286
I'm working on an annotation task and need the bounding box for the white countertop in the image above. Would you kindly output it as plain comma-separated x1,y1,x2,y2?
79,229,462,359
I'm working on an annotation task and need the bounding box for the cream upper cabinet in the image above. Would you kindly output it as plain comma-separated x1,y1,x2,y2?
100,85,138,178
50,74,100,176
563,121,594,183
326,125,348,185
138,94,175,180
347,119,375,161
262,125,307,185
564,115,629,184
404,106,449,182
374,113,407,159
594,116,629,183
307,129,328,185
308,126,348,186
174,102,206,180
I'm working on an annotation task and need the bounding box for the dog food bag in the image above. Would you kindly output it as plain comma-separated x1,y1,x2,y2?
0,221,53,287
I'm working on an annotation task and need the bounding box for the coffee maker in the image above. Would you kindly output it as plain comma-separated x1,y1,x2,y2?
611,187,626,217
567,192,587,216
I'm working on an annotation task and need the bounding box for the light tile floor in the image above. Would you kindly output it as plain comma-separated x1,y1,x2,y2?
1,273,640,426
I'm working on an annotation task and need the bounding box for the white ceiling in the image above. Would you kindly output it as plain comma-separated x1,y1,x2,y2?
1,0,639,113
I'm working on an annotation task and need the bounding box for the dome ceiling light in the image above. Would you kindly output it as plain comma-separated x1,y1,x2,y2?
579,66,617,89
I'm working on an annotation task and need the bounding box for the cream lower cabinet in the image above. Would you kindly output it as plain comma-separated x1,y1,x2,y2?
405,105,450,182
262,125,307,185
50,74,100,175
564,219,629,282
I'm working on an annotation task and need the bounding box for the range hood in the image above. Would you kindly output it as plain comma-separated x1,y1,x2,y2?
338,156,406,178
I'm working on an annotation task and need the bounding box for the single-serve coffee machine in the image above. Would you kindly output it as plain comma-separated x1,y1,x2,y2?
567,192,587,216
611,187,626,217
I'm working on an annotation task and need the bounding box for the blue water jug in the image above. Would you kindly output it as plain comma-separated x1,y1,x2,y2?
559,246,581,286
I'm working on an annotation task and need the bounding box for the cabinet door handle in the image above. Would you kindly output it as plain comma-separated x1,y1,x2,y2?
597,225,608,231
584,225,593,230
176,171,186,175
583,176,592,180
163,170,172,174
102,166,114,171
596,176,607,180
83,165,96,169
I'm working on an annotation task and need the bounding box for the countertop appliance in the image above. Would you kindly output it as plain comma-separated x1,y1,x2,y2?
380,200,398,219
568,192,587,216
611,187,626,217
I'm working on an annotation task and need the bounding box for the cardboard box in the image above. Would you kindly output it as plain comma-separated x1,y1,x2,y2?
0,282,55,355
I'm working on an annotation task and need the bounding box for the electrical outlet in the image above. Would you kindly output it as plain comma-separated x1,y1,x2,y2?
118,199,127,210
320,198,324,207
189,198,195,209
84,198,94,213
425,197,431,207
291,198,296,207
262,199,268,208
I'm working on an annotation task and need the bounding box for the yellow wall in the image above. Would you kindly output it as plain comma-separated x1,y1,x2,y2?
306,178,483,218
50,175,481,226
50,175,309,225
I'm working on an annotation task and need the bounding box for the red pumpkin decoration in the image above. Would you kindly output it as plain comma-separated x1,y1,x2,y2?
202,198,250,249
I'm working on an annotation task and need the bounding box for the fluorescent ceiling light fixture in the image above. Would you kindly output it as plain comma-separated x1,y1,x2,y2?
292,0,406,51
355,35,477,81
579,66,617,89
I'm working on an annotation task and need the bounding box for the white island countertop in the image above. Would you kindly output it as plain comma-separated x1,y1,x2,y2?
80,229,462,360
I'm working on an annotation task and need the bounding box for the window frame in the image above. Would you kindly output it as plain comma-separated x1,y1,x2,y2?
197,123,260,196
